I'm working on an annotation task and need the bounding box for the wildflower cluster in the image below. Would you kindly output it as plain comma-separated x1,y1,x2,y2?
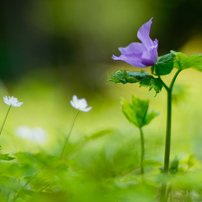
1,18,202,202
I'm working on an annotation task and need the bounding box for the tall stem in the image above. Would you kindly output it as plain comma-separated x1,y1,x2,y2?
160,70,181,201
0,106,11,136
160,89,172,201
164,89,172,173
59,110,79,160
139,127,144,175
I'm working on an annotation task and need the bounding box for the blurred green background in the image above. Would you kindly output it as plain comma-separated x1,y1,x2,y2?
0,0,202,160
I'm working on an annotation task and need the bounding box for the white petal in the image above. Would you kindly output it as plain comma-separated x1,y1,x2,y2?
3,96,9,105
15,126,47,143
32,127,47,142
72,95,78,104
70,100,77,109
70,95,79,109
16,126,32,139
70,95,92,112
78,99,88,110
73,95,80,108
80,106,92,112
3,96,23,107
13,102,23,107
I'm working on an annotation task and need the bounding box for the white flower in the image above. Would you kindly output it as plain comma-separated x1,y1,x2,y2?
15,126,47,143
70,95,92,112
3,96,23,107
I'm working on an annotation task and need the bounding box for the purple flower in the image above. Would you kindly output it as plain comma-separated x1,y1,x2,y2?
112,18,158,67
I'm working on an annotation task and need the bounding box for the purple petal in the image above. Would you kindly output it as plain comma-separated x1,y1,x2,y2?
141,48,158,66
137,18,154,50
150,39,158,58
112,18,158,68
112,53,147,68
118,42,146,54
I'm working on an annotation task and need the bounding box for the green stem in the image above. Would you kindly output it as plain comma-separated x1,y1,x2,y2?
169,70,181,90
164,88,172,173
158,76,169,92
160,88,172,202
59,110,79,160
160,70,181,202
0,106,11,136
139,127,144,175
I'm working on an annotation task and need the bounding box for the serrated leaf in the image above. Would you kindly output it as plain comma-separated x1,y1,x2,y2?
122,95,158,128
151,52,175,76
108,69,163,95
139,75,162,95
172,51,202,71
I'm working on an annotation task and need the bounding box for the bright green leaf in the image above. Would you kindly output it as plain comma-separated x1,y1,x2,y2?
172,51,202,71
122,95,158,128
108,69,163,95
122,100,139,127
144,111,159,126
151,52,175,76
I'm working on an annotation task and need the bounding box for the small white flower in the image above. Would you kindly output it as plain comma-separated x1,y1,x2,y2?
70,95,92,112
3,96,23,107
15,126,47,143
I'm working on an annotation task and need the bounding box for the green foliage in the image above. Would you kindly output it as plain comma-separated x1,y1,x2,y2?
169,157,179,175
151,52,175,76
0,129,160,202
0,146,15,161
186,155,195,170
108,69,163,95
0,131,201,201
0,154,15,161
122,95,158,128
171,50,202,71
159,157,179,175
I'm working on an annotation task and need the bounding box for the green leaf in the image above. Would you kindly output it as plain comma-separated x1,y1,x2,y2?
169,157,179,175
108,69,163,95
186,155,195,169
151,52,175,76
144,111,159,126
122,95,158,128
172,51,202,71
172,51,187,70
0,146,15,161
0,154,15,161
159,157,179,175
